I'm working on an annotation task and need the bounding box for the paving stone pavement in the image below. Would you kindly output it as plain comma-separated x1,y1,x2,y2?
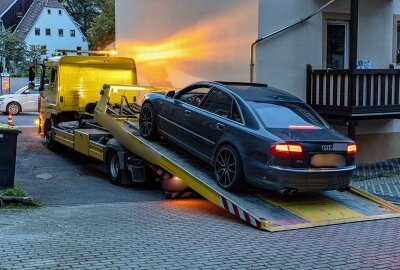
1,199,400,270
352,176,400,205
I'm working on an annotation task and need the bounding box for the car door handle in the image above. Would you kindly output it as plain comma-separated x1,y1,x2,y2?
216,123,225,130
184,110,192,116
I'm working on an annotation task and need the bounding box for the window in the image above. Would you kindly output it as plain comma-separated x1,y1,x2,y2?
250,102,329,129
177,86,211,107
58,9,62,15
50,67,57,87
45,28,51,36
47,9,51,15
77,46,82,55
326,20,349,69
394,16,400,64
58,29,63,37
70,30,75,37
35,28,40,36
201,89,232,118
231,102,242,123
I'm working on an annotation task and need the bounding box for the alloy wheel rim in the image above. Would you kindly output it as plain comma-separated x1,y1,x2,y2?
215,148,237,187
9,104,19,114
139,106,153,136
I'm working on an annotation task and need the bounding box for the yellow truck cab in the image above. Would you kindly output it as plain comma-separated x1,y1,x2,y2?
38,55,137,140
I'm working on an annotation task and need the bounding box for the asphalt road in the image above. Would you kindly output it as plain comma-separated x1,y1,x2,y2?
1,114,400,270
0,112,39,127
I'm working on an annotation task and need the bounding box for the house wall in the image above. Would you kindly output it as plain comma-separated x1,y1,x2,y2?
115,0,258,87
257,0,395,99
24,6,88,57
257,0,400,163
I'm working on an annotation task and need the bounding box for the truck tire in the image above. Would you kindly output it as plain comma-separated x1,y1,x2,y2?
45,119,58,150
106,150,122,186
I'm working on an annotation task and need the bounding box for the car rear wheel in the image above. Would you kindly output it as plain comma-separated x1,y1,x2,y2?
106,150,122,186
6,102,21,115
214,145,244,191
139,103,157,140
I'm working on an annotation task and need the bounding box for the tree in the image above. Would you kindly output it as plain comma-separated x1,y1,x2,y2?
60,0,101,36
26,45,47,65
87,0,115,50
0,30,27,72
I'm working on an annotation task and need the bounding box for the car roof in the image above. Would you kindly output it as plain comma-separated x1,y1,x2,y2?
214,81,303,103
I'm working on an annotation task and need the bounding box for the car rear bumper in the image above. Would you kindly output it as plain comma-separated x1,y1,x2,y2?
248,165,355,192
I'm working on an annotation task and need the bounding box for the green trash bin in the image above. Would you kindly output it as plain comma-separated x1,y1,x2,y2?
0,124,21,188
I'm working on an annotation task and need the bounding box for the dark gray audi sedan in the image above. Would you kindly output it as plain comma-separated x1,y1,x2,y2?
139,81,356,193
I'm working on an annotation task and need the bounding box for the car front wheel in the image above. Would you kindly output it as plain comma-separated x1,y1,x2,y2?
214,145,245,191
6,102,21,115
139,103,157,140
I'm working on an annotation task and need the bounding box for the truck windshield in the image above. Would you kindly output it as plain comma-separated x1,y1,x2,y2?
250,102,329,130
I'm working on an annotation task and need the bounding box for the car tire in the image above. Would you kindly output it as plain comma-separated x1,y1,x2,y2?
214,145,245,191
139,102,157,140
6,102,21,115
106,150,122,186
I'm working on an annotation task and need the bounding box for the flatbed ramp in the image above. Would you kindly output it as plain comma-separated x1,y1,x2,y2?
94,102,400,232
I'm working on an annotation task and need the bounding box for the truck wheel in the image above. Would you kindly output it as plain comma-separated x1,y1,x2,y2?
106,150,122,186
45,119,58,150
139,103,157,140
6,102,21,115
214,145,245,191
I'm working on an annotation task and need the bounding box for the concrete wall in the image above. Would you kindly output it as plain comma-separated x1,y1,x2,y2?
115,0,258,87
25,7,88,57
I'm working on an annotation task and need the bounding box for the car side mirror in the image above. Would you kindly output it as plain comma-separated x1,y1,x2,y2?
165,91,175,99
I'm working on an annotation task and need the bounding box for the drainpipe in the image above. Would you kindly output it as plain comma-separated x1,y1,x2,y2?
250,0,336,82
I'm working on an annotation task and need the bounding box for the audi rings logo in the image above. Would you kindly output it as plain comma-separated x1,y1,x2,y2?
321,145,333,151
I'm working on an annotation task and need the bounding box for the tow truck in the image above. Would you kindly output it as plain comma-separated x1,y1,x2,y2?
38,54,400,231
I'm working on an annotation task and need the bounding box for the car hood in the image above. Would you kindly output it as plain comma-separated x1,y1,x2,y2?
0,94,18,99
268,128,352,143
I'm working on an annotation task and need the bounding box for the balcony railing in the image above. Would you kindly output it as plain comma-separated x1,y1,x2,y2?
306,65,400,118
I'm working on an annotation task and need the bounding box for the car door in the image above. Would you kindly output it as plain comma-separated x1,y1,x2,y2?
189,88,234,160
157,85,212,149
24,88,40,112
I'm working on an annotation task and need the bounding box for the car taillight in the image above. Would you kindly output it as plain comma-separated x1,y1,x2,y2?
270,143,304,158
347,143,357,156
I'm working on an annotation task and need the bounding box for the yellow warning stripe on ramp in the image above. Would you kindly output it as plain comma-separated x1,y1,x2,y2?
255,192,364,222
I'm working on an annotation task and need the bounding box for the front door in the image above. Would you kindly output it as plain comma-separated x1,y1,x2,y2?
326,20,349,69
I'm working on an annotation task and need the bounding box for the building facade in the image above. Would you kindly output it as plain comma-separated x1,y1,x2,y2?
115,0,400,163
14,0,88,57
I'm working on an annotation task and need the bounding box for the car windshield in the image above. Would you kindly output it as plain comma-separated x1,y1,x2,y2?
15,84,42,94
250,101,330,130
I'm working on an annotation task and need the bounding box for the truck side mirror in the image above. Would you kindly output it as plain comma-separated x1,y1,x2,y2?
165,91,175,99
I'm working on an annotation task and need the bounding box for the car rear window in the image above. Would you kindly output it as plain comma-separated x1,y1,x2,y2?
250,102,329,129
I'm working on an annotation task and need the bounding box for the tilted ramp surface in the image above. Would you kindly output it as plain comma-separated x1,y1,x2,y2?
94,110,400,232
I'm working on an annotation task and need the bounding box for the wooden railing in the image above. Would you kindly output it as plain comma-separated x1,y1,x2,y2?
306,65,400,116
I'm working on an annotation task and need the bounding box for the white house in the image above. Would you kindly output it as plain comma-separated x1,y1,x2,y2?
14,0,88,57
115,0,400,163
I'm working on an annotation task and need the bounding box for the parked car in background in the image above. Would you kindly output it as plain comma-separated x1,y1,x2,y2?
0,84,41,115
139,81,357,193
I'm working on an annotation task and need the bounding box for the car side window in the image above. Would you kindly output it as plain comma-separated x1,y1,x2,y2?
231,102,243,123
201,89,232,118
178,86,211,107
